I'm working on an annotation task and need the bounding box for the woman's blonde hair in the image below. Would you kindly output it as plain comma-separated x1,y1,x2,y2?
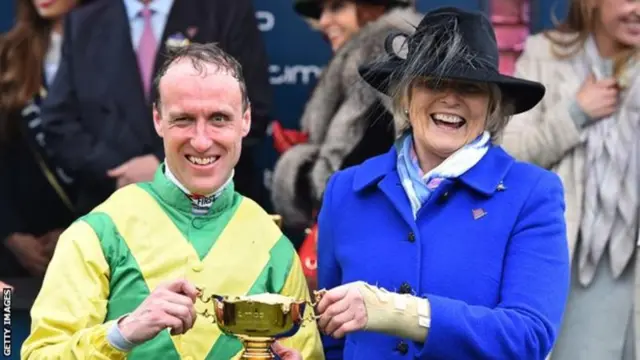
545,0,637,79
374,17,515,142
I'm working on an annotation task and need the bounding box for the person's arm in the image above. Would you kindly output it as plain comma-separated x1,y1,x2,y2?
21,220,127,360
499,36,584,169
411,171,570,360
270,235,325,359
308,47,383,203
316,174,345,360
40,14,124,184
222,0,272,144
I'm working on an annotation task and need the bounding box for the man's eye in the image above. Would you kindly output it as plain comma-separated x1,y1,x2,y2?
212,115,227,122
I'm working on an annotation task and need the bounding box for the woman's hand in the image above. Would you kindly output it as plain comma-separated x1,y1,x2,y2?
576,73,619,120
271,341,303,360
316,282,368,338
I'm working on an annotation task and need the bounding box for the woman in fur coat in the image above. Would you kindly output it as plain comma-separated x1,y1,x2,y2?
271,0,423,229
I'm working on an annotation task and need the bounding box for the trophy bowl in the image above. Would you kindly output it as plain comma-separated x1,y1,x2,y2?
200,292,308,359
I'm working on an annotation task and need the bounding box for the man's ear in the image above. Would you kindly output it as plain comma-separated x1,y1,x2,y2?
153,102,164,138
241,105,251,137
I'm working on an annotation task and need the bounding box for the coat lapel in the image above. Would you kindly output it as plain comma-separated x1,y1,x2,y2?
353,148,415,228
150,0,210,104
85,1,150,140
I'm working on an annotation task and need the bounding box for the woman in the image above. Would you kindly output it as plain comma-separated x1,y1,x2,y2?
501,0,640,358
271,0,422,229
271,0,422,292
304,7,569,359
0,0,79,353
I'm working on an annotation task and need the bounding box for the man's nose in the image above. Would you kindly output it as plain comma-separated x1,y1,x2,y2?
190,132,213,152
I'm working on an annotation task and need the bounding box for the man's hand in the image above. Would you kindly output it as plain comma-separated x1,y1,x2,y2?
271,341,303,360
4,233,51,276
316,282,368,339
118,279,199,344
38,229,64,258
107,154,159,188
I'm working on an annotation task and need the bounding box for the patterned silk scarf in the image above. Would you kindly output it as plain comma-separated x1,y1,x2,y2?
395,131,491,218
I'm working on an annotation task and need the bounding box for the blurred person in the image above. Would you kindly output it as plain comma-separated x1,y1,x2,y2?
271,0,422,229
39,0,273,215
21,43,323,360
282,7,570,360
501,0,640,358
271,0,422,290
0,0,80,355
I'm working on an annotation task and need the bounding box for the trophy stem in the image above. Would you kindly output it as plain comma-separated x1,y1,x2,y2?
239,336,275,360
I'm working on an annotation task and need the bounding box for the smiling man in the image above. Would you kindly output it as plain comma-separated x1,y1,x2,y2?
21,43,323,360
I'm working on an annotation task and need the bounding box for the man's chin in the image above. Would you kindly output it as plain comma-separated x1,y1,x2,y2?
185,178,226,196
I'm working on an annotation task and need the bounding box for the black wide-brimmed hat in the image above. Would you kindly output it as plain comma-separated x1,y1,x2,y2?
358,7,545,115
293,0,412,20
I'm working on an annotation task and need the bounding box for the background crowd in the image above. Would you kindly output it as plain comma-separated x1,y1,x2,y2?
1,0,638,358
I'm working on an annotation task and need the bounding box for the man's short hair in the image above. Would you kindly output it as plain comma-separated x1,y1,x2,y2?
153,42,250,111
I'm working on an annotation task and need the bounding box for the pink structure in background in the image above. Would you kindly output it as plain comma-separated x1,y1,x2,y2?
491,0,530,75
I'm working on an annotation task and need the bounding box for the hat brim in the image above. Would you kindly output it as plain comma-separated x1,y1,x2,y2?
294,0,410,19
293,1,322,19
358,60,545,116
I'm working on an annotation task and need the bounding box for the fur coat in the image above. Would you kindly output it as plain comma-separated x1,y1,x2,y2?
271,7,423,228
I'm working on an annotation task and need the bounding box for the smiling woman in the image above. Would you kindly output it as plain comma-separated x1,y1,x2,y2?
392,78,502,170
500,0,640,357
310,7,571,360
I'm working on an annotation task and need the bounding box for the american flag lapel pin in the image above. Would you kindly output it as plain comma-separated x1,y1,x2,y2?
472,208,487,220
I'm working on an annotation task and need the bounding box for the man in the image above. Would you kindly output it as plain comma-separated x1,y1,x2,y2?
41,0,272,214
21,43,323,360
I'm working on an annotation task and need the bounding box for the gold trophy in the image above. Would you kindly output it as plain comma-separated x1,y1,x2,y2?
196,290,325,359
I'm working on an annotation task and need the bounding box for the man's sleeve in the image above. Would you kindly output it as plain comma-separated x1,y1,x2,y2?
222,0,273,143
21,220,127,360
40,14,123,184
273,236,325,359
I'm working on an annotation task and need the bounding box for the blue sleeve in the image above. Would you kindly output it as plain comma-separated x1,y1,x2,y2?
317,173,344,360
416,171,571,360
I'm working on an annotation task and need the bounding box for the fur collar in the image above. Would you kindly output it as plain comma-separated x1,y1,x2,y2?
299,7,423,143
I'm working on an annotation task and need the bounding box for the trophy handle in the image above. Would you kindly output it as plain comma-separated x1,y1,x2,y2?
309,289,326,308
300,289,327,325
195,287,219,324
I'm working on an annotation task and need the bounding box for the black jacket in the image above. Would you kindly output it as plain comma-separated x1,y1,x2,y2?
0,108,76,278
41,0,273,213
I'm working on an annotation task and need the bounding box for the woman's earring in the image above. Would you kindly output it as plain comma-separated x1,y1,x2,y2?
404,109,409,116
